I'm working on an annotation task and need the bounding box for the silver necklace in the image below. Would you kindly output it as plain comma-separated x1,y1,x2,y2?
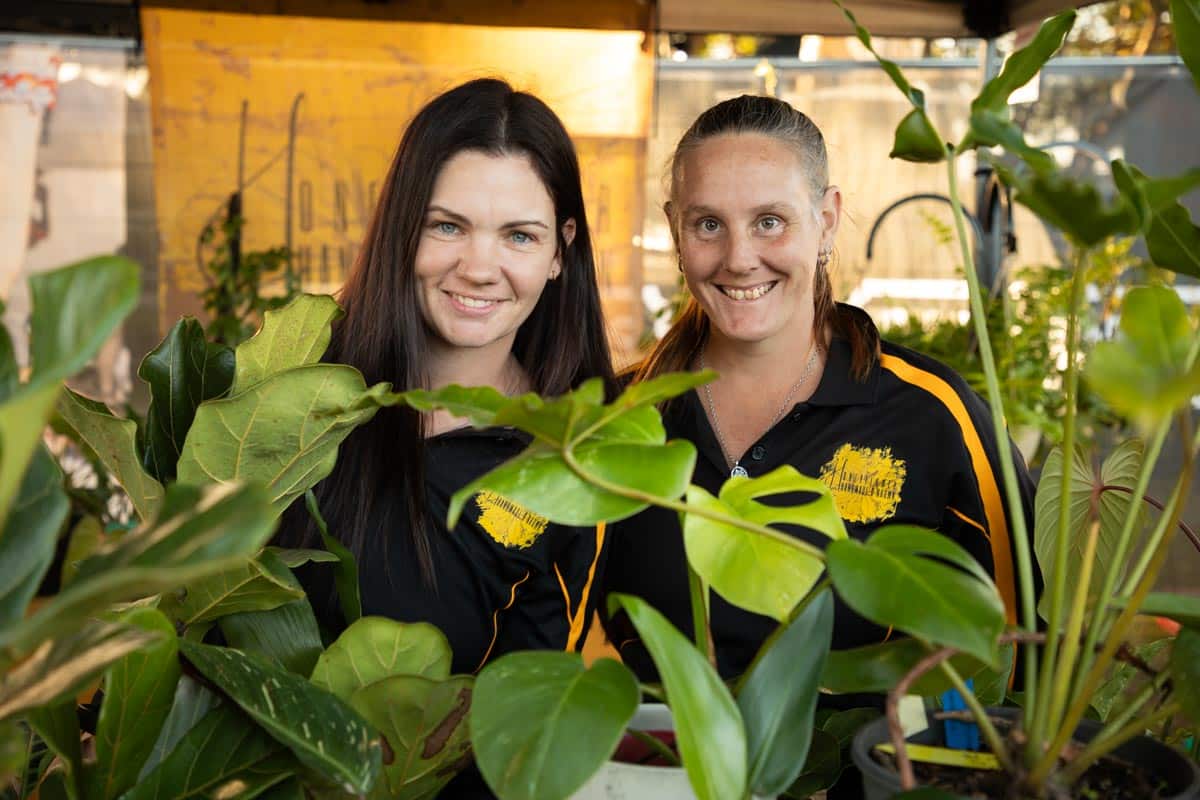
699,341,821,478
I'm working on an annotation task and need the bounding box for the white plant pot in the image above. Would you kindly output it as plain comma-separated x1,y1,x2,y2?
570,704,774,800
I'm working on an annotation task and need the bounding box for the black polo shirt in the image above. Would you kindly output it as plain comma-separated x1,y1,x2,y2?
305,426,605,676
601,306,1036,682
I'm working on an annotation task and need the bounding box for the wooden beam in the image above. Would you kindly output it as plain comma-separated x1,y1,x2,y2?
657,0,969,38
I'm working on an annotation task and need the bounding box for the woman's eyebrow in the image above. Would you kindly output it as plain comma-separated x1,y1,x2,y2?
426,205,469,224
750,202,797,216
500,220,550,229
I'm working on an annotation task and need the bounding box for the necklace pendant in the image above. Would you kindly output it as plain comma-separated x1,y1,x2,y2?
731,464,749,478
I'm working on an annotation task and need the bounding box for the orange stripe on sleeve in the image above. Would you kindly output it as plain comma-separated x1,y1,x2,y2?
475,571,531,673
565,523,606,652
879,353,1017,625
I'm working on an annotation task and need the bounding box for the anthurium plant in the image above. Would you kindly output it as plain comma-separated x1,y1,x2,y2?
393,3,1200,798
1,263,472,799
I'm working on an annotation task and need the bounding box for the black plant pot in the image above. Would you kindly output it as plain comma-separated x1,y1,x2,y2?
851,706,1200,800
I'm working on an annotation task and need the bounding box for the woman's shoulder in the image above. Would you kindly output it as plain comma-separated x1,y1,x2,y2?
874,336,994,429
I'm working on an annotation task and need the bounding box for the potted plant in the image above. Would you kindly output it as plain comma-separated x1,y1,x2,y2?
2,261,473,799
387,3,1200,798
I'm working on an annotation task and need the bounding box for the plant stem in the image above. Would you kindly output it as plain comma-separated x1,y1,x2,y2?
1032,247,1090,747
1061,701,1181,783
687,563,714,667
938,659,1014,773
627,729,682,767
1098,484,1200,554
1045,519,1100,733
1032,412,1194,784
559,449,827,563
946,151,1041,733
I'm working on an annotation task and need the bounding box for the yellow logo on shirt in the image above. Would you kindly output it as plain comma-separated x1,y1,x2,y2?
475,491,549,549
819,443,907,524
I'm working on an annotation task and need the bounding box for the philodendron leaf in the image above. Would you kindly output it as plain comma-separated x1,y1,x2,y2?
1111,161,1200,279
91,608,181,800
738,590,834,796
27,701,82,800
168,548,304,625
57,388,165,520
311,617,451,698
121,703,282,800
1086,285,1200,426
28,255,139,390
472,653,636,800
991,160,1139,248
219,583,324,677
177,364,391,512
683,466,844,622
0,621,162,721
971,10,1075,114
0,446,67,627
178,640,381,794
820,638,1010,697
139,676,221,779
3,482,277,655
0,382,61,539
1034,441,1143,618
780,727,841,799
231,294,343,394
611,593,747,800
1173,0,1200,92
1170,626,1200,726
355,675,475,799
138,317,235,484
826,525,1006,666
449,439,696,528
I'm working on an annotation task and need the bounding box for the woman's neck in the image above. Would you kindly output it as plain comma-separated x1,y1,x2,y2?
424,338,529,437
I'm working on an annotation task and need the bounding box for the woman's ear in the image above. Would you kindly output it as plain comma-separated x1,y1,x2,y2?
552,218,577,279
819,185,843,245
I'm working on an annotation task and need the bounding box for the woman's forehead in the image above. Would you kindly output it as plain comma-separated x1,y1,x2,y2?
676,134,813,208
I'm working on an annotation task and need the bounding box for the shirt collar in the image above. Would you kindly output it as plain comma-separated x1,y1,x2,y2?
806,305,881,408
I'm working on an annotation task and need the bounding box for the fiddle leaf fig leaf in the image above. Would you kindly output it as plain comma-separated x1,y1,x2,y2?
683,467,844,622
0,446,67,627
57,387,165,520
178,364,391,511
611,593,747,800
1085,286,1200,426
232,294,343,394
311,617,452,699
827,525,1006,666
472,653,636,800
138,317,235,483
168,549,304,625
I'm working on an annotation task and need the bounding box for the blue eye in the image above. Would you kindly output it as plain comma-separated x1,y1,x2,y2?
698,218,721,234
432,221,459,235
758,216,783,232
511,230,535,245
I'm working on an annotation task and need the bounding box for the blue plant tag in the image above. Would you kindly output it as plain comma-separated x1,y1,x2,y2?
941,680,980,751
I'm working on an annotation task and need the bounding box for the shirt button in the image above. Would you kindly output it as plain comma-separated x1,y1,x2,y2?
751,445,766,461
790,410,804,422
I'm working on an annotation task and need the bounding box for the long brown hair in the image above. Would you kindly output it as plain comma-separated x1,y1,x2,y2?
635,94,878,387
277,78,615,590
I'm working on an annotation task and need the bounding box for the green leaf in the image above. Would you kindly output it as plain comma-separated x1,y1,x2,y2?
28,255,139,390
396,385,510,428
0,717,30,786
1172,0,1200,93
780,728,840,799
1126,592,1200,627
56,388,165,521
311,617,452,699
304,490,360,624
611,370,716,410
0,621,163,721
0,382,61,536
991,159,1140,247
0,299,15,403
683,467,843,622
738,590,834,796
611,593,747,800
139,676,222,779
263,547,338,568
91,608,181,800
0,446,67,627
1086,286,1200,426
207,753,295,800
890,109,946,163
449,439,696,528
1111,161,1200,278
178,640,381,794
1034,442,1142,619
1092,638,1170,722
61,515,104,588
177,364,390,512
232,295,343,394
472,653,637,800
826,526,1005,666
834,1,926,109
3,482,277,655
1171,627,1200,727
121,703,282,800
968,112,1056,172
820,638,1003,696
972,10,1075,113
219,597,324,677
138,318,235,484
354,675,475,799
169,550,304,625
28,701,82,800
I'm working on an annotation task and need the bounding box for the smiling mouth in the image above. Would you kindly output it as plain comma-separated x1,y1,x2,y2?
447,291,502,309
718,281,778,301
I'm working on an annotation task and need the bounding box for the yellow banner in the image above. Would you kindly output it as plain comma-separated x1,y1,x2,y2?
142,8,651,352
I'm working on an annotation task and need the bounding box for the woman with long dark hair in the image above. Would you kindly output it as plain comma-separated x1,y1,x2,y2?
278,78,615,675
